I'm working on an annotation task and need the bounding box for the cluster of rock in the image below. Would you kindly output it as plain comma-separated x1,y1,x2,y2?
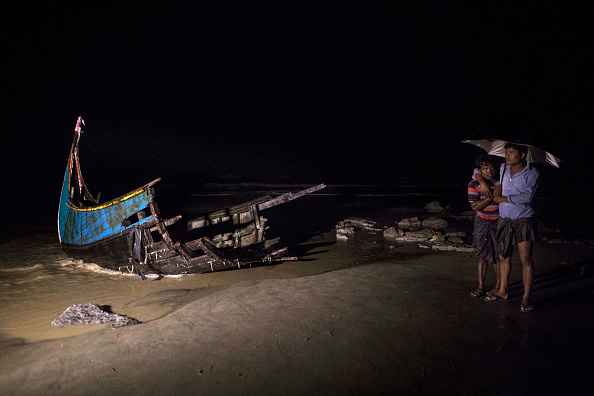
543,237,594,246
336,201,476,252
536,222,594,246
51,303,141,328
335,217,382,240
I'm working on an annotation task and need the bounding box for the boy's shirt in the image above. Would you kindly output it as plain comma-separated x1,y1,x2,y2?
468,178,500,220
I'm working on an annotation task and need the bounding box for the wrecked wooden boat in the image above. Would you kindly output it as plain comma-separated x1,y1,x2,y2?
58,116,325,277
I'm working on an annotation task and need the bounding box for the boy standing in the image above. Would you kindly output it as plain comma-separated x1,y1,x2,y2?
468,155,500,297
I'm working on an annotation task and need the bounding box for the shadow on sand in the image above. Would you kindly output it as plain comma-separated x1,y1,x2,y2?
506,259,594,308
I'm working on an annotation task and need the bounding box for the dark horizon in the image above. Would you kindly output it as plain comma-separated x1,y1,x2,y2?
3,4,592,224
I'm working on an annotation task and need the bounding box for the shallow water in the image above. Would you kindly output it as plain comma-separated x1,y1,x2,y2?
0,223,422,344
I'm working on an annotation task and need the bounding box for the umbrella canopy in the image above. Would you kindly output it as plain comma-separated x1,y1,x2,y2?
462,138,561,168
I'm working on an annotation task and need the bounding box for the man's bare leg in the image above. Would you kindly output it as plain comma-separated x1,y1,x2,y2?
518,241,534,311
491,260,501,295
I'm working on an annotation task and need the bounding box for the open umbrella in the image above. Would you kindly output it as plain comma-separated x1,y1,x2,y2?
462,138,561,168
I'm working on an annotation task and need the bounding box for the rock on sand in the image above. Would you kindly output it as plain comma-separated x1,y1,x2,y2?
51,303,141,328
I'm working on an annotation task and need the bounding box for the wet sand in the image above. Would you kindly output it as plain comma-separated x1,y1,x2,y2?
1,230,593,395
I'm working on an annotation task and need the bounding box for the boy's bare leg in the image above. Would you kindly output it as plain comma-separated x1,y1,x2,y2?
485,255,509,300
471,257,487,297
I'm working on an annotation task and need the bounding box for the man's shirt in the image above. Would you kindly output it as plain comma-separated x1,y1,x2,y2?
498,162,539,219
468,179,500,221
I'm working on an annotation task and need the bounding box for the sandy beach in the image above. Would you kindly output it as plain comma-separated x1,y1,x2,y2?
1,221,593,395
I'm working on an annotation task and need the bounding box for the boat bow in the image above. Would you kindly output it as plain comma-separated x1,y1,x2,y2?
58,117,159,246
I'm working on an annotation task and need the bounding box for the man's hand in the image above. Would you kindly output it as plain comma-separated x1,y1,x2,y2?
493,185,502,197
492,185,507,203
479,180,493,199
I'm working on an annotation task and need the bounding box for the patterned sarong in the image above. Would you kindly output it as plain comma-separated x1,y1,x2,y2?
473,215,498,264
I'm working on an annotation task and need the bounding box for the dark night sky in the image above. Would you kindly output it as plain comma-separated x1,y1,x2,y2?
3,3,593,215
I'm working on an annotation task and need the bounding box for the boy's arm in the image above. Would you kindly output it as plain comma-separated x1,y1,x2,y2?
470,196,493,212
468,180,493,212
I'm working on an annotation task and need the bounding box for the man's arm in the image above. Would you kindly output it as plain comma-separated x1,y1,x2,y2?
508,171,539,204
473,169,493,199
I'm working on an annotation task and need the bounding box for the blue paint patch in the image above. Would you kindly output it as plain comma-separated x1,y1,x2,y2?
58,166,156,246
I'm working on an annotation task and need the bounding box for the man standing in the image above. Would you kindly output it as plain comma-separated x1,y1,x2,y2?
468,155,500,297
486,143,539,312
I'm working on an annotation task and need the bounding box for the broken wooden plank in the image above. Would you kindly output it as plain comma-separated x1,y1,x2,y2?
187,195,271,230
256,183,326,211
186,184,326,231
